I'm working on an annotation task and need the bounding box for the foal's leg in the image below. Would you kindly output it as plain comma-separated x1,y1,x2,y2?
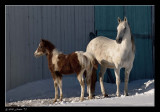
99,65,107,97
58,77,63,101
53,79,58,103
124,65,132,96
114,68,120,97
77,69,85,101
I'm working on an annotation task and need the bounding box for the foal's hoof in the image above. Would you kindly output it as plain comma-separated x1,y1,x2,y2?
53,99,57,103
116,94,121,97
59,98,63,101
80,97,84,102
88,96,93,100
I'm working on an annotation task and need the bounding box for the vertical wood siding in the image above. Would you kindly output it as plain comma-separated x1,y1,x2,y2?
6,6,94,91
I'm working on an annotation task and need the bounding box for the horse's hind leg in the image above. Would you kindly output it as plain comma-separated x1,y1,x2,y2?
124,65,133,96
86,71,92,99
99,65,107,97
114,68,120,97
77,69,85,101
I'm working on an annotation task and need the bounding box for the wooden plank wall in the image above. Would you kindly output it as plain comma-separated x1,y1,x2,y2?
6,6,94,91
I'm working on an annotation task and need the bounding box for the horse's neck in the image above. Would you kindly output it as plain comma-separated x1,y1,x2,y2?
117,33,132,53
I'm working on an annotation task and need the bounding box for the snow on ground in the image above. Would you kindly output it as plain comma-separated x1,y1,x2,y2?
5,75,154,107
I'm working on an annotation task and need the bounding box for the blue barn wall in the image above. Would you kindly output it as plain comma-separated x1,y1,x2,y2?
6,5,154,91
6,6,94,91
95,6,154,83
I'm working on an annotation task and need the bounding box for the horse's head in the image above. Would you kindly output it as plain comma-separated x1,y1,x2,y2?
34,39,48,57
116,17,129,44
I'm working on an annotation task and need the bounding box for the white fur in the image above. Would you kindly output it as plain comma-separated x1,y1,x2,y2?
34,49,44,57
75,51,95,70
86,18,135,97
75,51,95,99
51,49,61,71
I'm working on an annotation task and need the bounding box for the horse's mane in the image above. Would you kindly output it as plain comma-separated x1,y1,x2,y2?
128,23,136,53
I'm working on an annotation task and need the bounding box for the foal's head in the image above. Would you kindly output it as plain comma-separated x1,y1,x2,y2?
116,17,130,44
34,39,55,57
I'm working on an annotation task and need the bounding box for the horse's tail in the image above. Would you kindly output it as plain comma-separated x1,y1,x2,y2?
91,59,98,95
83,52,98,95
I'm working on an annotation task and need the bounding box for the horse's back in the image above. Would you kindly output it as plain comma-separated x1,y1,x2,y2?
86,36,116,54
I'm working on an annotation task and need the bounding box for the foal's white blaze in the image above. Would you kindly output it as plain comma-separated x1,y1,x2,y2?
34,49,44,57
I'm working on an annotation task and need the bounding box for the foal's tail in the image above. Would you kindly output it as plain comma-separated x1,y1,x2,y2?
91,59,98,95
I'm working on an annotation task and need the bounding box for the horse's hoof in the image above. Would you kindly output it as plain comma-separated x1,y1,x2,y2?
124,93,129,96
92,94,95,98
103,94,108,97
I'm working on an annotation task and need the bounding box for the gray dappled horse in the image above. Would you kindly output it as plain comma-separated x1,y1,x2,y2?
86,17,135,97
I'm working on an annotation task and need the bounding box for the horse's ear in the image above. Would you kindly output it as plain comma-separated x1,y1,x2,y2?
118,17,121,24
124,17,127,22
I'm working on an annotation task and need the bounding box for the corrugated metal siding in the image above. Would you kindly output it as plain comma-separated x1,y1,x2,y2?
6,6,94,91
95,6,154,83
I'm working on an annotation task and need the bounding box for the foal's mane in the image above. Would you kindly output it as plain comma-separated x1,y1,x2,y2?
41,39,56,52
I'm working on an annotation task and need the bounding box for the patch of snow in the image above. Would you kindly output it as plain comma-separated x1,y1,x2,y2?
6,76,154,106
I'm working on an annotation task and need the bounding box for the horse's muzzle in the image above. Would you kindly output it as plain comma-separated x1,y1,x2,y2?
116,38,122,44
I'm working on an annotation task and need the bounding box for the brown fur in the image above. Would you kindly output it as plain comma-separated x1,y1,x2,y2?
38,39,81,77
35,39,97,102
57,53,81,75
91,59,98,94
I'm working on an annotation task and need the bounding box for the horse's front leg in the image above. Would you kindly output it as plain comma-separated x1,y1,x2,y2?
114,68,120,97
99,66,108,97
124,65,132,96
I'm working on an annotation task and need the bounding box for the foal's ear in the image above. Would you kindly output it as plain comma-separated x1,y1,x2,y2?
41,38,45,42
118,17,121,24
124,17,127,22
